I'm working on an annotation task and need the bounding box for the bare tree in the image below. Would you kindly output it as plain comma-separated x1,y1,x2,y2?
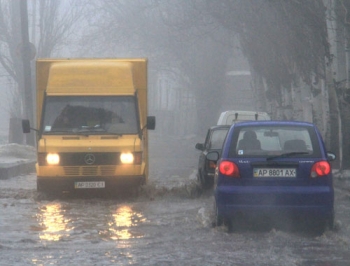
326,0,350,169
80,0,236,134
79,0,344,143
0,0,84,145
206,0,330,119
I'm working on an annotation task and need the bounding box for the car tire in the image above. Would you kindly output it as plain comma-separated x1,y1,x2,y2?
197,171,201,184
214,201,223,227
307,217,327,235
328,211,334,230
199,171,214,189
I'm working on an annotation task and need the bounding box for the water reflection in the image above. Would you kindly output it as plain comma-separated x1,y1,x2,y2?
33,201,146,242
35,202,73,241
102,205,146,240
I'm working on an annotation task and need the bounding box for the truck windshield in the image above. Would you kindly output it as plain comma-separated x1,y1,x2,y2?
42,96,139,135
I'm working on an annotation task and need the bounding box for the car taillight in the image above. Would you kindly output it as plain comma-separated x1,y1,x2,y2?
207,160,216,169
310,161,331,178
219,161,240,177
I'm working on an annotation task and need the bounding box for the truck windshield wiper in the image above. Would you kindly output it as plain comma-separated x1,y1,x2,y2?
75,127,105,132
266,151,309,161
75,127,125,137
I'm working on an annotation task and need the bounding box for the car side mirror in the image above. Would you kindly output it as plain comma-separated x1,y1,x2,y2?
22,119,31,133
147,116,156,130
327,152,336,161
195,143,204,151
206,151,219,162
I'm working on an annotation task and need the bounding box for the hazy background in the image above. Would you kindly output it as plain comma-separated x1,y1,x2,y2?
0,0,350,167
0,1,258,142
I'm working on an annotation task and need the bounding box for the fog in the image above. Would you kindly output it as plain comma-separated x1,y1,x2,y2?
0,0,349,163
1,2,350,265
0,0,256,143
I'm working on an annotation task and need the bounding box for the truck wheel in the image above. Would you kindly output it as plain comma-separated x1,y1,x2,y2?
37,180,46,193
37,180,60,197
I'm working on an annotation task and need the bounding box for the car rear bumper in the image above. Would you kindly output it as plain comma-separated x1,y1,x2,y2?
215,185,334,218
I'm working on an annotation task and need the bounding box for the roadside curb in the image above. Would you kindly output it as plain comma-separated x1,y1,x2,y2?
0,159,36,180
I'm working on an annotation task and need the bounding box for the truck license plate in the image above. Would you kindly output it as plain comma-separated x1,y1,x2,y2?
74,181,105,189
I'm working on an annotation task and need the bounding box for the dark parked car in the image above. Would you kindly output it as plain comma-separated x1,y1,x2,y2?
195,125,230,188
208,120,336,233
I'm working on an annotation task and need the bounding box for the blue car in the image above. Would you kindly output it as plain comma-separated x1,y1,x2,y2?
209,120,336,233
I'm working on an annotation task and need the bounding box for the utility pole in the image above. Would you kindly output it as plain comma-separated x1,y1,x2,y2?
19,0,35,146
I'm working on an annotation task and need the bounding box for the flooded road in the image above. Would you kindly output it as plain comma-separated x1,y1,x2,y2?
1,172,350,266
1,137,350,265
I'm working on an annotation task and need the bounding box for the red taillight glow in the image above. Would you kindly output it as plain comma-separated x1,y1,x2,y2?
219,161,240,177
208,161,216,169
310,161,331,178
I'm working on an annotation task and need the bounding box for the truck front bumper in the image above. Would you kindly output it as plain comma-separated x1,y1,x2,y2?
37,175,146,193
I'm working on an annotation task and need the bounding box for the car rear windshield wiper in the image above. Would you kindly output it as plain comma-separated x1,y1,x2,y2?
266,151,309,161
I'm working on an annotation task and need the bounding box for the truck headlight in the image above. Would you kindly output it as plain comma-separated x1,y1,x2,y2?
46,153,60,165
120,152,134,164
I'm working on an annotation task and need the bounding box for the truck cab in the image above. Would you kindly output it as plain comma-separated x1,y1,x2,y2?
23,58,155,194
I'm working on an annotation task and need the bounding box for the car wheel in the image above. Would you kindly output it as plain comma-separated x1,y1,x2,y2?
329,218,334,230
214,201,223,227
307,217,327,235
199,171,213,189
198,171,205,187
203,176,214,189
197,171,201,183
328,212,334,230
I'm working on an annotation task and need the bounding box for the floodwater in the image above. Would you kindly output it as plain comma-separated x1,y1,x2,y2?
0,136,350,265
1,173,350,265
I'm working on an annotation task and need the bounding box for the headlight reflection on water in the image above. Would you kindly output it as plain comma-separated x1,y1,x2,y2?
102,205,146,240
35,202,73,241
33,203,146,243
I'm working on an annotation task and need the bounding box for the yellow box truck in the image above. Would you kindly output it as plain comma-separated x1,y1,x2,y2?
22,58,155,194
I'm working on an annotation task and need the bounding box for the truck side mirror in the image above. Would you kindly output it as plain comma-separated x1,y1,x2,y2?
147,116,156,130
22,119,31,133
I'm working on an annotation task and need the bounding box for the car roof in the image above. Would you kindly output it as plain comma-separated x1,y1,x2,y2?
232,120,315,127
209,125,231,130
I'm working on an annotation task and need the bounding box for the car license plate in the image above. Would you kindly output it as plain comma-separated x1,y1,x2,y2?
74,181,105,189
253,168,296,177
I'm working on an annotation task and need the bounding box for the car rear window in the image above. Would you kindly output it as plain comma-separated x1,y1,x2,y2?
209,128,229,149
228,125,322,158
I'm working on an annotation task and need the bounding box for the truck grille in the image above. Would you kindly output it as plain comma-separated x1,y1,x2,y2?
82,166,98,176
63,166,116,176
59,153,120,166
